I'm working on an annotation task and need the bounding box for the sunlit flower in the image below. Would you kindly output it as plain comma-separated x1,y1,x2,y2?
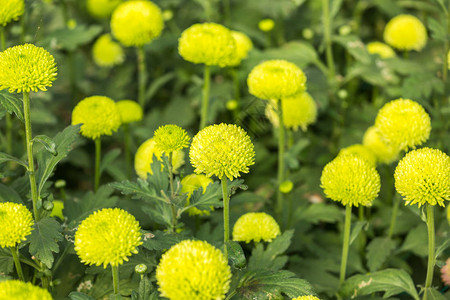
228,31,253,66
363,126,399,164
366,41,396,59
156,240,231,300
441,258,450,286
86,0,122,18
233,212,280,243
0,0,24,26
383,15,427,51
258,18,274,32
181,174,214,216
92,34,124,67
339,144,376,167
0,202,33,248
116,100,143,124
292,296,320,300
153,124,190,153
0,280,52,300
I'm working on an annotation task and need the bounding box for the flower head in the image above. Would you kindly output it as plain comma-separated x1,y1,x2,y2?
181,174,214,216
190,123,255,180
228,31,253,66
258,19,274,32
441,258,450,286
0,202,33,248
153,124,190,153
111,0,164,47
292,296,320,300
363,126,399,164
247,60,306,100
339,144,376,167
366,41,396,59
178,22,236,67
72,96,121,140
233,212,280,243
0,280,52,300
394,148,450,207
74,208,142,268
0,0,24,26
0,44,57,93
321,154,380,207
87,0,122,18
383,15,427,51
92,34,124,67
134,138,185,179
374,98,430,151
116,100,143,124
156,240,231,300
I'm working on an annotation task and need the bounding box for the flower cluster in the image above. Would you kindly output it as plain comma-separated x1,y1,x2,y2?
383,14,427,51
0,280,52,300
0,202,33,248
233,212,281,243
153,124,190,153
92,34,124,67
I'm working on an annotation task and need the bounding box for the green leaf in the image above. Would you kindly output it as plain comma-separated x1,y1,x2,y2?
402,73,444,99
33,135,57,156
349,221,367,246
180,181,222,213
399,224,428,257
39,25,102,51
0,248,14,275
145,72,175,104
0,183,23,204
100,148,121,176
28,217,63,268
428,17,447,42
69,292,96,300
366,237,396,272
0,91,23,121
109,179,167,204
333,35,371,64
436,237,450,259
423,288,448,300
330,0,344,20
227,241,246,269
0,152,28,169
141,230,183,251
433,0,448,15
295,203,342,224
340,269,419,300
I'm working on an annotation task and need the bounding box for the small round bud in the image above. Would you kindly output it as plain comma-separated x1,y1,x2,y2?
226,99,238,111
162,10,173,21
43,201,54,211
258,19,274,32
339,25,352,36
337,89,348,99
55,179,66,188
279,180,293,194
302,28,314,40
135,264,148,274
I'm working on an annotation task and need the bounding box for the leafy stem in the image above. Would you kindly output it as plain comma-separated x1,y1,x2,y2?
137,46,147,108
424,204,435,296
221,178,230,259
276,99,285,223
340,205,352,285
112,265,120,295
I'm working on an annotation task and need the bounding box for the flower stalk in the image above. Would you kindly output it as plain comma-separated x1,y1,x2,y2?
276,99,286,222
137,46,147,108
10,246,25,281
200,65,211,129
340,204,352,285
424,204,435,292
221,178,230,259
112,265,120,295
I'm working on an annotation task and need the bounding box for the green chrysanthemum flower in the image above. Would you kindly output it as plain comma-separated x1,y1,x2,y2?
92,34,125,67
178,22,236,67
134,138,185,179
0,44,57,93
74,208,142,268
153,124,190,153
339,144,377,167
116,100,143,124
0,0,24,26
71,96,121,140
111,0,164,47
190,123,255,180
87,0,123,18
363,126,399,164
228,31,253,66
156,240,231,300
374,98,430,151
366,41,396,59
181,174,214,216
394,148,450,207
383,15,427,51
0,202,33,248
247,60,307,100
233,212,280,243
0,280,52,300
321,154,380,207
292,296,320,300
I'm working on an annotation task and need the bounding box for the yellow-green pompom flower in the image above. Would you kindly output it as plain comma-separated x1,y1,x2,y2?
0,0,24,26
0,44,57,93
190,123,255,180
258,18,274,32
0,202,33,248
92,34,125,67
228,31,253,66
394,148,450,207
366,41,396,59
265,92,317,131
111,0,164,47
72,96,121,140
363,126,399,164
74,208,142,268
134,138,185,179
156,240,231,300
181,174,214,216
292,296,320,300
153,124,190,153
233,212,281,243
178,23,236,67
0,280,52,300
248,60,307,100
321,154,380,207
383,15,427,51
374,98,430,151
339,144,376,167
116,100,143,124
87,0,122,18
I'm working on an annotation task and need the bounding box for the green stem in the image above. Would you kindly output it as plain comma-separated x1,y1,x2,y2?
276,99,285,222
388,195,400,238
19,256,40,270
23,92,39,220
424,204,435,291
223,0,231,26
94,137,101,192
231,67,240,102
1,27,13,155
339,205,352,285
221,178,230,259
168,152,177,232
322,0,336,80
11,247,25,281
137,46,147,108
112,265,120,295
123,124,132,179
200,65,211,130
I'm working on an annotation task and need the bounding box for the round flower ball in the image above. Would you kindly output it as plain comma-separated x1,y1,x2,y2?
0,280,52,300
292,296,320,300
74,208,142,268
156,240,231,300
394,147,450,207
321,154,380,207
0,0,24,26
190,123,255,180
228,31,253,67
92,34,125,67
363,126,399,164
134,138,185,179
116,100,143,124
87,0,122,18
0,44,57,93
111,0,164,47
233,212,280,243
383,15,427,51
247,60,307,100
0,202,33,248
258,18,275,32
338,144,376,167
178,22,236,67
72,96,121,140
374,98,430,151
153,124,190,153
366,41,396,59
181,174,214,216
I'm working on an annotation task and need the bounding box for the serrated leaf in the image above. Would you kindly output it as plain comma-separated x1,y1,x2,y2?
295,203,342,224
423,288,448,300
227,241,246,269
100,148,121,176
428,17,447,41
0,248,14,275
0,152,28,169
39,25,102,51
69,292,96,300
248,230,293,271
141,230,183,251
366,237,396,271
340,269,419,300
28,217,63,268
0,91,23,121
180,181,222,213
109,179,167,204
349,221,367,246
33,135,57,156
402,73,444,99
399,224,428,257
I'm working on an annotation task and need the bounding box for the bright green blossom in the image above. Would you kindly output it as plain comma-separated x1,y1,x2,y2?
116,100,143,123
0,202,33,248
0,0,24,26
92,34,124,67
233,212,281,243
181,174,214,216
383,15,427,51
366,41,396,59
292,296,320,300
153,124,190,153
363,126,399,164
87,0,122,18
0,280,52,300
339,144,376,167
258,19,274,32
228,31,253,66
